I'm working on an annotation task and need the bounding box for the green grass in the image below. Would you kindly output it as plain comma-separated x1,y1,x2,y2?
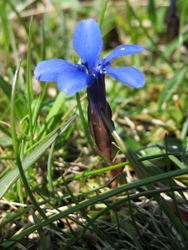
0,0,188,249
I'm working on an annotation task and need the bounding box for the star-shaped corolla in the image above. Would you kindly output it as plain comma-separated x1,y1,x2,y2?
34,19,145,94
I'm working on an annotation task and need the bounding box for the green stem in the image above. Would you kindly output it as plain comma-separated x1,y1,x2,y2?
47,141,55,197
76,92,93,149
98,0,109,27
26,17,34,146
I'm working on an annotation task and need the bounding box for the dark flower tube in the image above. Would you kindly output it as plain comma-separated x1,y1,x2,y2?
87,73,114,162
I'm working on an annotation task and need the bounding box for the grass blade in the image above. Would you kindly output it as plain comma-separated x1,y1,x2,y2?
26,17,34,146
158,66,187,110
2,168,188,249
0,115,77,198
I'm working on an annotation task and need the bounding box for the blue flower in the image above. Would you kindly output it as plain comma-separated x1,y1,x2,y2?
34,19,144,95
34,19,145,163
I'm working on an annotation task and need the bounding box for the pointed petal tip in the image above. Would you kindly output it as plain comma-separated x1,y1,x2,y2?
33,59,75,82
73,19,102,68
106,67,145,89
137,45,145,52
105,44,145,63
134,78,145,89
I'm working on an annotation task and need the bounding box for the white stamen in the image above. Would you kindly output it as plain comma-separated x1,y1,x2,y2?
121,48,125,51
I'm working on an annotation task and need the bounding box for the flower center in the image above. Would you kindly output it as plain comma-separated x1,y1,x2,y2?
77,57,110,77
95,57,110,75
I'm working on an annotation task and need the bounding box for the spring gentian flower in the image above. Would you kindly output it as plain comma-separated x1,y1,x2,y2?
34,19,144,162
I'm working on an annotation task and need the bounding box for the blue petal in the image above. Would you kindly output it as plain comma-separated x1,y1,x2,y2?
104,45,144,63
34,59,75,82
57,68,94,94
73,19,102,69
106,67,144,88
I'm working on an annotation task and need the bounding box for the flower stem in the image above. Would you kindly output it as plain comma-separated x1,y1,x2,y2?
76,92,93,150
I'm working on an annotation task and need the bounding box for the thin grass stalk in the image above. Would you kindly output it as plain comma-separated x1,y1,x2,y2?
76,92,93,149
0,166,12,178
62,176,119,250
32,211,52,250
7,0,28,35
0,156,15,160
0,115,77,199
61,150,188,184
23,114,77,156
11,58,23,161
3,176,188,249
7,0,39,55
103,200,122,238
26,17,34,146
62,93,87,121
0,0,10,65
37,92,66,139
47,141,55,197
177,4,187,68
1,185,187,233
85,186,188,235
98,0,109,27
127,192,151,250
65,217,78,238
164,134,183,223
10,58,60,233
17,140,25,207
40,21,46,61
